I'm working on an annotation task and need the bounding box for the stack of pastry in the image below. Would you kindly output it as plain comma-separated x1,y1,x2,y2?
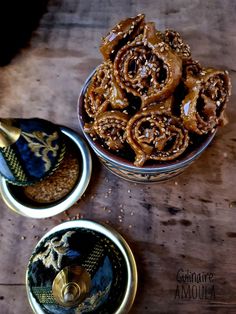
83,14,231,167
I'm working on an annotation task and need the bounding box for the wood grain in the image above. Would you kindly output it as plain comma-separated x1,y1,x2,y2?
0,0,236,313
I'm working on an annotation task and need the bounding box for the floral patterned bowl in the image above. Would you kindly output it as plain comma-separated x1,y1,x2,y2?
77,71,216,183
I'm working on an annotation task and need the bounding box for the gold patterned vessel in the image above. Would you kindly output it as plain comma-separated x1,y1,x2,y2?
0,126,92,218
26,220,138,314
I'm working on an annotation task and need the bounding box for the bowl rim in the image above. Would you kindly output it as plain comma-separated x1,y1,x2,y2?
77,68,216,173
0,126,92,218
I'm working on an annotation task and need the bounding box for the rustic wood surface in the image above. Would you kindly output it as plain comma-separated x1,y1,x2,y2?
0,0,236,313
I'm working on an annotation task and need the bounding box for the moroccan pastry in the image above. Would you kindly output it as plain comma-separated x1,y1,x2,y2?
126,104,189,166
84,62,128,118
181,58,203,92
82,14,231,167
100,13,145,60
183,58,202,79
86,111,129,151
113,23,182,107
163,29,191,59
181,68,231,134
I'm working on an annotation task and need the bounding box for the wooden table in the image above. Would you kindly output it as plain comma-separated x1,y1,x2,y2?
0,0,235,313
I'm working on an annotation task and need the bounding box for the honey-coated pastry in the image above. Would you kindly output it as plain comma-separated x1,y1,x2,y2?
84,62,128,118
84,62,111,118
83,14,231,167
183,58,202,79
164,29,191,59
113,23,182,107
181,68,231,134
100,14,145,60
92,111,129,150
182,58,203,90
126,105,189,166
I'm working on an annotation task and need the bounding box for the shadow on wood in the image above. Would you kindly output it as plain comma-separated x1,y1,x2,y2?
0,0,48,65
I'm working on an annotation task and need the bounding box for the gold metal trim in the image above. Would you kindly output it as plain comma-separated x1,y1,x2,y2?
52,265,91,307
0,119,21,148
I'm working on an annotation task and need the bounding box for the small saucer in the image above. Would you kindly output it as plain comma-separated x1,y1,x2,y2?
0,126,92,218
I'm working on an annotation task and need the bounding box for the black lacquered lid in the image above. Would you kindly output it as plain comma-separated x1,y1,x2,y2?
26,220,137,314
0,118,65,185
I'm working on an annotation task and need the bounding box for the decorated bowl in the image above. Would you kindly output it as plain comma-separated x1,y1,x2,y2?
77,70,216,183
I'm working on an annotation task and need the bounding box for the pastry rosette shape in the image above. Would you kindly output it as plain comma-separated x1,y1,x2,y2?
182,59,203,88
100,13,145,61
163,29,191,60
84,62,128,119
126,105,189,167
181,68,231,134
86,111,129,151
113,23,182,107
82,14,231,168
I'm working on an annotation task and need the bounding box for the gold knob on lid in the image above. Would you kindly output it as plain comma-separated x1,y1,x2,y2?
62,282,81,303
0,119,21,148
52,265,91,307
